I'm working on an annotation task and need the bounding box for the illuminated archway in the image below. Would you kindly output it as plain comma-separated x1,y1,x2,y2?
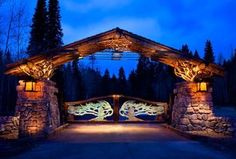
4,28,231,138
5,28,223,81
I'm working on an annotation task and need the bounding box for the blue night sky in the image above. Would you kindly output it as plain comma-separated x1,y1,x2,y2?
27,0,236,76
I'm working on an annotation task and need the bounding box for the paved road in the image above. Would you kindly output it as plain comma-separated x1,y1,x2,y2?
9,124,234,159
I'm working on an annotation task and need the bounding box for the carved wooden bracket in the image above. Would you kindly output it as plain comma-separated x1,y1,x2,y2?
174,60,213,82
18,60,54,80
97,36,132,52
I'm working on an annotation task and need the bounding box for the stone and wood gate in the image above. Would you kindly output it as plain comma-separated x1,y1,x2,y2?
0,28,234,139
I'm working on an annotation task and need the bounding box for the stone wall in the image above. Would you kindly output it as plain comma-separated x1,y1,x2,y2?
16,80,60,137
172,82,234,136
0,116,19,139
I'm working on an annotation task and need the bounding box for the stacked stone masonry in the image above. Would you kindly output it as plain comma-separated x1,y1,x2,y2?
16,80,60,137
172,82,234,136
0,116,19,139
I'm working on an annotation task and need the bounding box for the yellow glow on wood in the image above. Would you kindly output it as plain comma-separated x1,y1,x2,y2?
198,82,207,91
25,81,36,91
19,60,54,80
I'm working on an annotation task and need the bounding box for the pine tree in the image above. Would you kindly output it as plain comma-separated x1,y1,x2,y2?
83,68,102,98
4,50,13,64
2,50,17,115
27,0,48,56
204,40,215,63
118,67,126,81
46,0,65,123
181,44,192,56
71,60,84,100
135,56,155,99
47,0,63,49
128,70,137,96
89,55,96,69
63,63,72,101
193,50,200,58
217,53,224,65
101,69,111,96
226,50,236,105
111,74,118,94
189,51,193,57
118,67,126,95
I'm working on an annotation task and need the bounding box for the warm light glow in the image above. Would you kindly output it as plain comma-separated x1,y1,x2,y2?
19,60,54,80
112,94,121,98
174,61,200,82
71,124,160,134
25,81,36,92
197,82,207,92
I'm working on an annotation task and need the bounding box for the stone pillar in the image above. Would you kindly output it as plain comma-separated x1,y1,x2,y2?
16,80,60,137
171,82,233,136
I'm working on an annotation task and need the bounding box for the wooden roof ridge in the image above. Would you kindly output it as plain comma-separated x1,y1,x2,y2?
62,27,181,54
6,27,182,71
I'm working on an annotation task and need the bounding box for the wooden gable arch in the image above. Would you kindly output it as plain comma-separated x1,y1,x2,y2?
5,28,224,81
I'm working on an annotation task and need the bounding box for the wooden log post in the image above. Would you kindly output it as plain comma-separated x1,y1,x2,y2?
112,95,120,122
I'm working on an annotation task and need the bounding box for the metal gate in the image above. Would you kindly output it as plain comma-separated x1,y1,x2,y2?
64,95,168,123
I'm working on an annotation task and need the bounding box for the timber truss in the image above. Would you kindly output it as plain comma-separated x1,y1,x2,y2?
5,28,224,81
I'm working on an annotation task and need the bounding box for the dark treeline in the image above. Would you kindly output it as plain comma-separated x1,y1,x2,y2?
0,50,18,115
62,41,236,108
63,56,175,102
215,51,236,106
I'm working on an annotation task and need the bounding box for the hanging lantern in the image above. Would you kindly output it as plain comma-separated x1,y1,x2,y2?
24,81,36,92
197,82,207,92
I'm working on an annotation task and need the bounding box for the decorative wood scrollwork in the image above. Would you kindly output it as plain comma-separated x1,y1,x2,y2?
67,100,113,121
18,60,54,80
174,60,213,82
119,100,166,121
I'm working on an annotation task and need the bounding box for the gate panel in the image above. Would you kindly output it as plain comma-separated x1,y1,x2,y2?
65,95,168,122
67,100,113,121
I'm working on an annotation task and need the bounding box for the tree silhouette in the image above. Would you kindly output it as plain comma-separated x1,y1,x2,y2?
193,50,200,58
181,44,192,56
27,0,48,56
71,60,85,100
128,70,137,96
101,69,111,96
47,0,63,49
204,40,215,63
2,50,17,115
118,67,127,95
111,74,118,94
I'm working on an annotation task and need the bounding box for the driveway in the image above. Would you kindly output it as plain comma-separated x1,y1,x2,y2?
9,123,234,159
